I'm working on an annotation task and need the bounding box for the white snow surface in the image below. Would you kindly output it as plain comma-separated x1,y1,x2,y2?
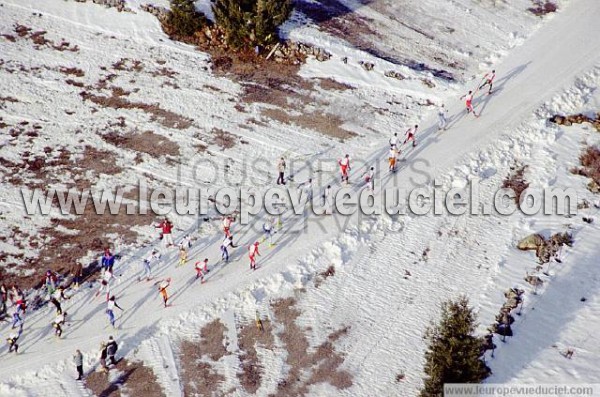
1,0,600,395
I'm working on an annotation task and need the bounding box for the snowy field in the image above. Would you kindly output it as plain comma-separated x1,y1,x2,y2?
1,0,600,395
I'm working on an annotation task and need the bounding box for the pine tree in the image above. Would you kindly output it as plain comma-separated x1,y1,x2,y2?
212,0,293,49
165,0,209,37
420,296,490,397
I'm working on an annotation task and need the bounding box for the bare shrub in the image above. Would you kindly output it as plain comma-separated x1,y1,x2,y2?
528,0,558,16
571,146,600,192
502,164,529,205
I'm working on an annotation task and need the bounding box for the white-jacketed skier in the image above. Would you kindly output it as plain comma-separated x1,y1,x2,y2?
437,104,448,130
140,249,160,281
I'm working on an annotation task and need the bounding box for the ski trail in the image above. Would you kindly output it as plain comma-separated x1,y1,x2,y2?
140,335,183,397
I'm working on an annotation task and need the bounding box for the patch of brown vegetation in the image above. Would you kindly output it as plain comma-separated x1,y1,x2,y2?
84,359,166,397
59,66,85,77
270,298,353,396
150,67,178,78
262,108,357,141
549,112,600,132
112,58,144,73
572,146,600,193
502,164,529,205
80,91,193,129
211,128,237,150
237,315,276,393
528,0,558,16
179,319,229,396
101,130,180,158
317,78,354,91
10,24,79,51
199,319,230,361
65,79,85,88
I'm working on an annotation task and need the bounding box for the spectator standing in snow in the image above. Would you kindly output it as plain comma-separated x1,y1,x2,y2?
276,157,286,185
70,262,83,289
99,342,108,372
74,350,84,380
106,336,118,366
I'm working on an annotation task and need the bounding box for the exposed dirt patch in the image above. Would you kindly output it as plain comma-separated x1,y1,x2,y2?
270,297,353,396
502,164,529,205
237,315,276,393
572,146,600,193
80,90,193,129
84,359,166,397
101,130,181,159
179,320,229,397
262,108,357,141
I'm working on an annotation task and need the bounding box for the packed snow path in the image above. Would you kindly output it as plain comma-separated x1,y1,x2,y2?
1,0,600,394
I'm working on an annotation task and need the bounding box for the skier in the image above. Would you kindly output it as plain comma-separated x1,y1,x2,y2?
53,311,67,338
262,217,275,246
220,235,236,263
158,278,171,308
7,330,21,354
106,336,118,366
460,90,477,116
404,125,419,147
365,166,375,190
222,215,234,238
70,262,83,290
140,249,160,281
437,104,448,131
157,217,174,248
73,350,84,380
338,154,351,184
95,269,115,302
389,132,399,149
101,248,116,273
323,185,333,213
11,311,23,329
479,70,496,94
301,178,314,203
248,241,261,270
178,247,188,267
43,270,58,296
99,343,108,372
106,295,124,329
195,258,209,283
50,286,68,315
388,147,398,172
276,157,286,185
178,234,192,250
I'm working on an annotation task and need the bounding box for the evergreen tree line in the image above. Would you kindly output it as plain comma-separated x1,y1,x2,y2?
166,0,293,49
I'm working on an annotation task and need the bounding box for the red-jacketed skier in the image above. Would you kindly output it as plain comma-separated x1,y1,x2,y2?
461,91,477,116
195,258,209,283
222,216,234,238
404,125,419,147
157,217,174,248
479,70,496,94
248,241,261,270
338,154,351,184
